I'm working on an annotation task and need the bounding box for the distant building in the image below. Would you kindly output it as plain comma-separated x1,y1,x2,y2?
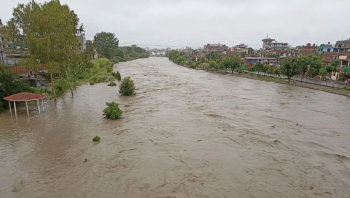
262,35,289,51
204,43,228,53
226,43,248,56
76,32,86,53
300,43,317,57
336,38,350,48
244,57,279,66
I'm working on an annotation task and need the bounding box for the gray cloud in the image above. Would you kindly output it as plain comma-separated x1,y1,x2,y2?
1,0,349,49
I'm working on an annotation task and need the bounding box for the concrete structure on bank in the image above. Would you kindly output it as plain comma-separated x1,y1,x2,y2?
262,35,289,51
300,43,317,57
226,44,249,56
244,57,279,66
204,43,228,54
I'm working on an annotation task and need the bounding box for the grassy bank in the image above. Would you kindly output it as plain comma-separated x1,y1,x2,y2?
32,58,115,99
228,72,350,97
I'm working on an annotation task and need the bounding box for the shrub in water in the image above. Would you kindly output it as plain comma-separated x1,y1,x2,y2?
119,77,135,96
103,102,123,119
93,136,100,141
116,71,121,81
108,82,117,86
106,66,113,73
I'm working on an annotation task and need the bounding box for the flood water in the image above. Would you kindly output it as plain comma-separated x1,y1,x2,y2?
0,57,350,198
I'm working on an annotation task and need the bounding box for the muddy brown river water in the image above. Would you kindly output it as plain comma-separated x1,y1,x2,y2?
0,57,350,198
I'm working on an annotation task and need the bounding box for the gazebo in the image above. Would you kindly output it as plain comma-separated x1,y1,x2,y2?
4,92,46,117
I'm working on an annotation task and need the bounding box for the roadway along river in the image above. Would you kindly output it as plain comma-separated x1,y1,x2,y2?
0,57,349,198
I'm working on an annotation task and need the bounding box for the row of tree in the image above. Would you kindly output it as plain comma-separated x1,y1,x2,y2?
168,50,342,84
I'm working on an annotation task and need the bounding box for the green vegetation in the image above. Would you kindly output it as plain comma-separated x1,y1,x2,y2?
93,136,100,142
8,0,84,101
117,72,121,81
257,76,284,83
169,50,188,65
112,71,121,81
103,102,123,119
119,77,135,96
93,32,119,59
107,82,117,86
280,57,299,83
106,66,113,73
222,55,243,74
0,65,32,113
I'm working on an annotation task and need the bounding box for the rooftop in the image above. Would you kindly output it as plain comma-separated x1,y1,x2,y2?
4,92,46,101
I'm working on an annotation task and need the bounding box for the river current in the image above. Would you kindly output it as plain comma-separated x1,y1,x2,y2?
0,57,349,198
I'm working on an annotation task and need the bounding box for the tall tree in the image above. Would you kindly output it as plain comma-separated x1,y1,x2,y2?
85,40,95,60
280,57,299,83
93,32,119,59
222,55,242,74
307,56,323,78
9,0,81,101
298,56,311,82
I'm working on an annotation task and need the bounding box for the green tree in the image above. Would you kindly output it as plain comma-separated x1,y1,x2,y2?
255,62,264,75
240,52,247,58
280,57,299,83
84,40,95,60
248,48,254,55
262,64,270,76
206,51,221,61
93,32,119,59
307,56,323,78
330,59,341,71
222,55,242,74
298,56,311,82
9,0,81,101
0,65,31,112
319,67,327,79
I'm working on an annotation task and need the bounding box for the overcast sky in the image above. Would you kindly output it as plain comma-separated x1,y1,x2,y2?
1,0,350,49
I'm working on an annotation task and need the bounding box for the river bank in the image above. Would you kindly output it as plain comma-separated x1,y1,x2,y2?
177,63,350,98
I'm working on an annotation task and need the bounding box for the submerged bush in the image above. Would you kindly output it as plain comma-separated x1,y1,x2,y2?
107,82,117,86
103,102,123,119
119,77,135,96
116,71,121,81
93,136,100,141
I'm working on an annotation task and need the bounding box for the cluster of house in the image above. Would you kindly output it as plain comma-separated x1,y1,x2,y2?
149,48,169,56
179,34,350,69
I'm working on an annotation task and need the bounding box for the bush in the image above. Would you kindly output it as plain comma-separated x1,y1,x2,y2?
90,60,100,74
103,102,123,119
106,66,113,73
97,58,111,68
116,71,121,81
107,82,117,86
0,65,32,112
93,136,100,141
77,71,90,79
326,66,333,73
119,77,135,96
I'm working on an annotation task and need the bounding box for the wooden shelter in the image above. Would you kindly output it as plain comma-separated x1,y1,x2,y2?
3,92,45,117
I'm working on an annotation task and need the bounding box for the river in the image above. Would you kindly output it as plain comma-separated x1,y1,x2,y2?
0,57,349,198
